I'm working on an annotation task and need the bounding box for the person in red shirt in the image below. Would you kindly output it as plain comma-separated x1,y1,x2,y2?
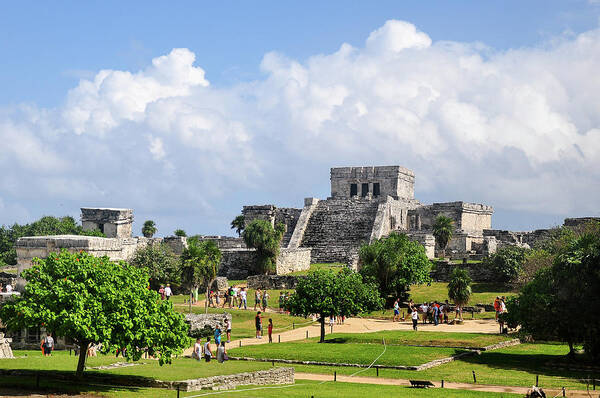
268,318,273,343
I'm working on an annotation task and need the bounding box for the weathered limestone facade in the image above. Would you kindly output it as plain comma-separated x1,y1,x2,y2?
81,208,134,238
0,333,14,358
243,166,496,266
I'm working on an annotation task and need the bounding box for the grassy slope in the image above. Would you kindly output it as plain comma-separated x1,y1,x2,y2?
229,341,465,367
287,263,345,276
409,282,516,305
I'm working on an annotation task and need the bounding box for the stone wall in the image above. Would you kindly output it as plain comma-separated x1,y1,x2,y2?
330,166,415,200
196,236,247,249
409,202,493,233
0,333,13,359
81,208,133,239
287,198,320,249
430,261,496,282
247,275,304,290
407,232,435,259
185,313,232,334
242,205,276,227
274,208,302,247
276,248,311,275
218,249,258,279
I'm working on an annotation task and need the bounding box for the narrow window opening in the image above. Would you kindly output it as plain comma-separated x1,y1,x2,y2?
350,184,358,196
373,183,380,197
361,183,369,197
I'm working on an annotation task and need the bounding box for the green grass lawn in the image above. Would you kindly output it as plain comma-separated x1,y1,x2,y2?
0,376,521,398
321,330,512,348
285,343,592,390
7,350,271,381
409,282,515,305
287,263,346,276
229,341,466,367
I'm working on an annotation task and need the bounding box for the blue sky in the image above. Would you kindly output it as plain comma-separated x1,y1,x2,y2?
1,1,599,236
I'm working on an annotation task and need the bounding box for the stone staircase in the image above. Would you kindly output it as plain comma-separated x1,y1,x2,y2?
300,198,381,264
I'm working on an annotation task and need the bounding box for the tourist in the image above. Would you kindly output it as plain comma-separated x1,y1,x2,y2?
193,338,202,360
255,311,263,339
228,286,234,308
498,297,507,333
208,290,214,307
158,285,165,300
193,286,199,304
420,302,428,324
494,296,500,321
164,284,172,300
455,303,463,321
254,289,262,311
41,333,54,356
262,290,269,311
215,290,221,307
412,307,419,331
224,317,232,343
393,299,400,322
203,337,212,362
5,283,12,293
217,341,228,363
239,287,247,310
232,286,239,307
329,315,335,330
433,301,440,326
214,324,222,346
268,318,273,343
408,299,415,312
443,300,450,323
278,292,284,313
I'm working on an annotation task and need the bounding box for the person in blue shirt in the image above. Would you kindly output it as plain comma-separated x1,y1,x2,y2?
214,324,222,346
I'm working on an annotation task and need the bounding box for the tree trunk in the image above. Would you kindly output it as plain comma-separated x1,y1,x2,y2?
206,278,215,315
189,286,193,314
319,317,325,343
76,340,89,378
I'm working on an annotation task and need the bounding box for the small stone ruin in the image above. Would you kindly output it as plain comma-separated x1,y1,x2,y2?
0,333,14,358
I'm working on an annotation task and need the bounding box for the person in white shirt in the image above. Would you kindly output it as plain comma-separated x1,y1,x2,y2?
224,317,232,343
412,308,419,331
203,337,212,362
238,288,247,310
217,341,227,363
5,284,13,293
420,303,428,324
232,287,239,307
164,284,172,300
192,338,202,360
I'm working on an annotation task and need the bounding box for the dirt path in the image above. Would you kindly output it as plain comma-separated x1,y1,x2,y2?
295,372,595,397
184,316,501,356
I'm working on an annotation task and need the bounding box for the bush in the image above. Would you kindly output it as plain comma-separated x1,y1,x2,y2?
189,325,214,339
484,246,528,284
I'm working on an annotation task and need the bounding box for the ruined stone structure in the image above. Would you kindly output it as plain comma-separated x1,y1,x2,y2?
243,166,496,266
0,333,13,359
81,208,133,238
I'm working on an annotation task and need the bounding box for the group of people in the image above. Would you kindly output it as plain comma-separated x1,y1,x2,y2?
392,299,455,331
494,296,508,333
255,311,274,342
207,286,270,311
193,317,232,363
157,284,173,300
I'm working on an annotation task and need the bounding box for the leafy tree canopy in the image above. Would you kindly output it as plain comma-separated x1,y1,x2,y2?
180,239,222,313
285,268,383,342
503,222,600,359
173,229,187,237
242,219,285,275
447,267,472,308
230,215,245,237
483,245,528,284
129,242,180,290
0,216,104,266
0,250,189,377
359,232,431,302
432,215,454,257
142,220,157,238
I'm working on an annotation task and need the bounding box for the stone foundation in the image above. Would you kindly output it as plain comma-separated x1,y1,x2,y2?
276,248,311,275
185,313,232,334
247,275,304,290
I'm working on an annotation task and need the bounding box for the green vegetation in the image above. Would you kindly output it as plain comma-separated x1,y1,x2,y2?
319,330,512,348
286,268,382,342
141,220,158,238
432,215,454,258
359,232,431,301
173,229,187,237
447,267,472,317
287,262,345,276
408,282,514,305
243,219,285,274
230,214,245,236
483,246,528,284
0,250,189,377
129,242,180,290
285,343,591,390
230,340,465,366
0,215,104,266
180,238,221,314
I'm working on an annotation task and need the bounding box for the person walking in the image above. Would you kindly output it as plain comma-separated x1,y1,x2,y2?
224,317,232,343
411,307,419,331
239,287,247,310
217,341,228,363
193,338,202,360
420,302,428,324
203,337,212,362
262,290,269,311
433,301,440,326
214,324,222,346
255,311,263,339
42,333,54,356
158,285,165,300
393,299,400,322
494,296,501,321
254,289,262,311
164,284,172,300
268,318,273,343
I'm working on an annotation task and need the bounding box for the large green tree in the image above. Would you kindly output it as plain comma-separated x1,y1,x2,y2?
230,215,245,237
432,215,454,258
129,242,180,290
285,268,383,342
359,232,431,302
242,219,285,275
0,250,189,377
180,239,222,314
503,223,600,358
483,245,528,284
447,267,472,319
0,216,104,266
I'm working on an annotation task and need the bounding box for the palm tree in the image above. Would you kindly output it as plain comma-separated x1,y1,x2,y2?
142,220,157,238
432,215,454,258
230,215,245,237
447,267,472,321
181,239,222,314
174,229,187,237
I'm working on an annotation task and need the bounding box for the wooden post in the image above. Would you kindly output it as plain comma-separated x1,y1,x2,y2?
334,371,337,382
562,387,565,397
376,367,379,377
536,375,539,387
472,370,476,383
177,385,180,398
441,379,444,388
293,323,295,329
278,335,281,343
471,310,474,319
306,330,309,339
239,340,242,347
